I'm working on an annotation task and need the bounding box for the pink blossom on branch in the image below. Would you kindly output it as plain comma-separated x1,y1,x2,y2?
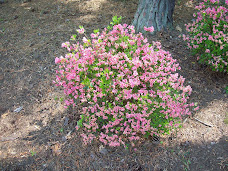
144,26,155,33
77,26,85,34
55,57,61,64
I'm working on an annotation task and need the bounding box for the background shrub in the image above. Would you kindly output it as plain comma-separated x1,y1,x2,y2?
182,0,228,72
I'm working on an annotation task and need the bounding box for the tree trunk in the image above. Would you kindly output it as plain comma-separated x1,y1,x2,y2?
132,0,176,34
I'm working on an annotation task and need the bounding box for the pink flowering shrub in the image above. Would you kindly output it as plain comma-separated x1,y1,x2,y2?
182,0,228,72
55,16,197,148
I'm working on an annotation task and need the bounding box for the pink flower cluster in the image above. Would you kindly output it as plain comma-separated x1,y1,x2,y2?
183,0,228,72
144,26,155,33
77,26,85,34
55,22,196,147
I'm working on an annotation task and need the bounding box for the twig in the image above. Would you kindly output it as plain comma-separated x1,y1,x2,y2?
0,136,19,142
183,117,188,124
193,118,213,127
62,127,76,141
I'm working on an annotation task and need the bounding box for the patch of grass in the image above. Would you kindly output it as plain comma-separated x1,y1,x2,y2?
0,28,5,35
32,23,39,29
170,148,191,171
224,113,228,125
180,151,191,171
60,128,64,133
0,28,5,32
54,96,64,102
60,97,64,102
30,150,37,156
177,0,181,5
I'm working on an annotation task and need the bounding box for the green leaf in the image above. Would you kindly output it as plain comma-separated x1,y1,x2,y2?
225,86,228,94
77,121,82,127
93,29,99,33
76,115,85,127
60,128,64,132
107,25,112,30
70,34,77,41
110,16,122,26
30,151,37,156
144,132,150,138
82,77,90,86
81,115,85,120
112,16,117,22
116,127,120,131
125,143,129,150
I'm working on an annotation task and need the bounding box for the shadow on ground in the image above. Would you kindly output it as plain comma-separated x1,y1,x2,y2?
0,126,227,171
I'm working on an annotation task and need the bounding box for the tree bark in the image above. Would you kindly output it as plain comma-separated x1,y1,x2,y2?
132,0,176,34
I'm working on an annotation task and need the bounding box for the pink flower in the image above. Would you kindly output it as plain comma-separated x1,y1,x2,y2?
144,26,155,33
66,73,76,80
129,40,135,46
120,42,127,49
55,57,61,64
205,49,210,53
194,106,200,111
61,42,70,48
129,78,140,88
133,70,138,77
77,27,85,34
82,37,88,43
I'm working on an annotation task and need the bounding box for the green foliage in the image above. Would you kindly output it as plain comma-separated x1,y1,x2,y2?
225,86,228,94
30,150,37,156
224,113,228,125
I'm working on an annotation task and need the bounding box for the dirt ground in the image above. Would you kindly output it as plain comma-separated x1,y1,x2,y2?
0,0,227,170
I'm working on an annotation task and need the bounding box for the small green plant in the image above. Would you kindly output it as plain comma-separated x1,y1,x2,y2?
225,86,228,94
30,150,37,156
171,149,191,171
181,152,191,171
224,113,228,125
0,28,5,33
54,96,64,102
60,128,64,133
177,0,181,5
